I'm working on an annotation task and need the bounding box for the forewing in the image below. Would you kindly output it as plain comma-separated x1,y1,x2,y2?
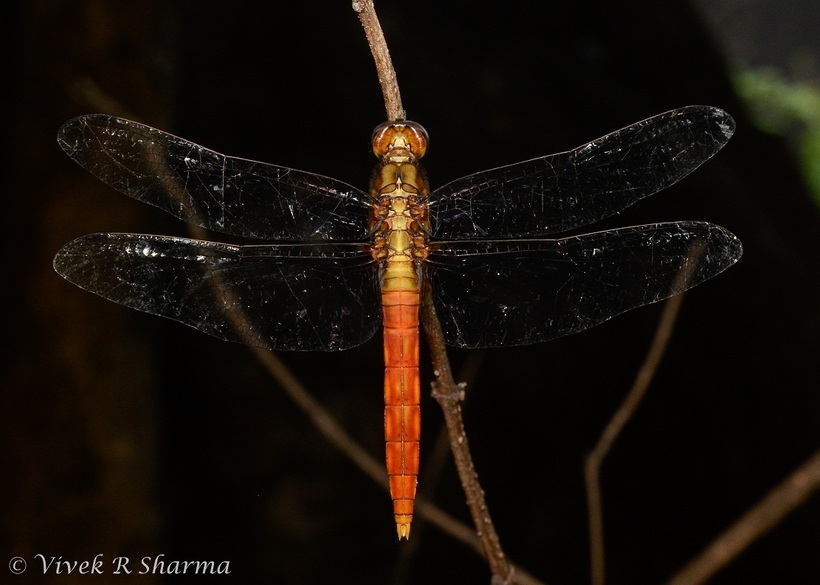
426,222,742,348
54,234,381,351
58,115,372,241
428,106,735,238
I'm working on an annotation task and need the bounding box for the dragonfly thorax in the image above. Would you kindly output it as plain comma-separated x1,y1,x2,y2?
370,158,430,265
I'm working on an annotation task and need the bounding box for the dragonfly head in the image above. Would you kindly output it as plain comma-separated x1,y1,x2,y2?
372,120,428,163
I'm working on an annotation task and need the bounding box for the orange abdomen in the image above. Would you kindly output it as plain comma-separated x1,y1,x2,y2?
382,287,421,540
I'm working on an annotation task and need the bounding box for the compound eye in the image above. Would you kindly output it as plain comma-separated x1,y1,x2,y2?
403,121,429,158
371,121,395,157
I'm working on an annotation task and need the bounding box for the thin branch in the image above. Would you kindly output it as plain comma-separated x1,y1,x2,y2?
421,282,514,584
666,448,820,585
394,352,486,576
70,77,138,121
353,4,524,581
250,347,386,484
352,0,405,120
585,292,687,585
584,243,705,585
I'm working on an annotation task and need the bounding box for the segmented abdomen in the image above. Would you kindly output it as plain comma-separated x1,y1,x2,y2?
382,262,421,540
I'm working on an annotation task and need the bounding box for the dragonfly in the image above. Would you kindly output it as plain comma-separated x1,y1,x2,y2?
53,105,742,539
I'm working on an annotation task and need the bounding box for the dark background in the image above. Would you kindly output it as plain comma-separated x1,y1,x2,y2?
4,1,819,584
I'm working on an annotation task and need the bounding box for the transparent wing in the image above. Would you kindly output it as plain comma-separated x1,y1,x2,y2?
428,106,735,239
54,234,381,351
426,222,742,348
58,115,372,241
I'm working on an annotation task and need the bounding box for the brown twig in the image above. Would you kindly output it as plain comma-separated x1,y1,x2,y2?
584,243,705,585
354,3,525,582
585,293,687,585
666,448,820,585
395,352,485,570
352,0,405,121
421,282,514,584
